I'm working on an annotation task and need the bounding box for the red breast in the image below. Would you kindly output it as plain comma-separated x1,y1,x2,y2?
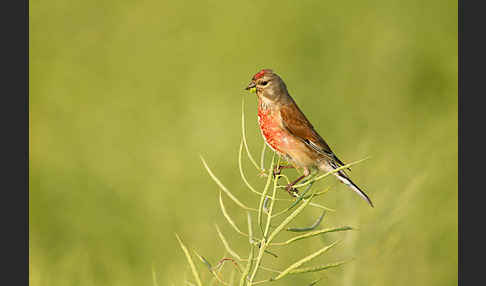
257,100,285,155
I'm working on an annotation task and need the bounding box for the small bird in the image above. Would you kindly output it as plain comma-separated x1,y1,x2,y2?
245,69,373,207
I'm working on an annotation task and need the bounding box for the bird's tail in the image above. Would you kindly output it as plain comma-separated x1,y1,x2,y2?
335,171,374,207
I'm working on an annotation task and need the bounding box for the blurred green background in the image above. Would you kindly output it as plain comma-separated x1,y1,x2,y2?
30,0,457,285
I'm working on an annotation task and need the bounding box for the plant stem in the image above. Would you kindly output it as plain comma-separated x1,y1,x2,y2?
248,164,279,284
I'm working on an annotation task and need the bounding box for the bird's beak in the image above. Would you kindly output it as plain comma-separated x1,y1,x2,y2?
245,81,256,91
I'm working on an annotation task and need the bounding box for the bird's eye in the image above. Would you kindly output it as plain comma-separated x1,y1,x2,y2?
261,81,269,86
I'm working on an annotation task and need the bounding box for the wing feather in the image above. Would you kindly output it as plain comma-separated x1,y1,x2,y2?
280,101,349,169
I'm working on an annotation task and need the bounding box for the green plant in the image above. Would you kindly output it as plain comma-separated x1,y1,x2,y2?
176,100,366,285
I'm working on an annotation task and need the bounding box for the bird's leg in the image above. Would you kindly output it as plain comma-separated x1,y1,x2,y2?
286,174,308,196
273,164,294,178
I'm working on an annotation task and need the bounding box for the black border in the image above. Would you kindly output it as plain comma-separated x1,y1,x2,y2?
1,0,28,284
459,0,486,285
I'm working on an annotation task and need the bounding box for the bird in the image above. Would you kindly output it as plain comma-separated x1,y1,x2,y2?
245,69,373,207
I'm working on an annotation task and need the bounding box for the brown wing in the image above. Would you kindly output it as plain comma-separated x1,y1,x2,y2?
280,101,348,168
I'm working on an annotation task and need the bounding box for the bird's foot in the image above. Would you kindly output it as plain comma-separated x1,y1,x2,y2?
273,166,282,178
273,165,292,178
285,184,299,197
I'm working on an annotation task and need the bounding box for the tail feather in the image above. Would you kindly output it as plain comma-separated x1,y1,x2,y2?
335,171,374,207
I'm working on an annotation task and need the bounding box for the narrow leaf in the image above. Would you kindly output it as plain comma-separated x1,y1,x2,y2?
272,241,341,281
267,193,316,244
272,226,353,246
257,156,274,234
309,202,335,212
264,250,278,258
200,156,256,211
219,192,248,237
260,142,267,171
239,245,254,286
175,234,203,286
271,182,314,218
263,197,270,214
215,225,242,261
289,260,348,274
241,99,262,172
238,141,262,196
193,250,212,270
286,211,326,232
247,212,253,243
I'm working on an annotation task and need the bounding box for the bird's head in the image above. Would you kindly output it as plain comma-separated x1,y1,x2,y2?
245,69,289,102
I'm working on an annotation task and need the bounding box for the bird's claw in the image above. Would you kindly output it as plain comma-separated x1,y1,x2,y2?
273,165,287,178
273,168,281,178
285,184,299,197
